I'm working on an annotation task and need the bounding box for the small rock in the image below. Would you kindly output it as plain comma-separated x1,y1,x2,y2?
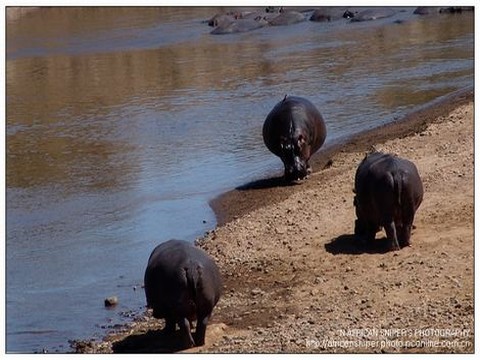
104,296,118,307
251,288,263,296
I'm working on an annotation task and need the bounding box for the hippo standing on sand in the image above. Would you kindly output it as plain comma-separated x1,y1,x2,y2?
144,239,222,348
353,152,423,250
263,96,327,182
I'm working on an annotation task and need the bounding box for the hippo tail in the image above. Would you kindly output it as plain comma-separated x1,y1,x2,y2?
393,170,402,208
185,264,200,301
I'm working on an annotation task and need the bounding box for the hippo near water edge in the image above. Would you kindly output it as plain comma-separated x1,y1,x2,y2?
353,152,423,251
263,95,327,182
144,239,222,349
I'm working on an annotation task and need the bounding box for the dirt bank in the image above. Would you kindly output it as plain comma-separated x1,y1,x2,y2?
72,87,473,353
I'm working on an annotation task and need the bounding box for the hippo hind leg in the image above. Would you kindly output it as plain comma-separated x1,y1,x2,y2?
384,220,400,251
354,219,376,248
397,224,412,248
397,212,414,248
164,316,176,334
194,313,211,346
178,317,195,348
397,200,416,247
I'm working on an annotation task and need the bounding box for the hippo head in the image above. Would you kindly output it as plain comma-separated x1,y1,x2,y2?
280,133,311,181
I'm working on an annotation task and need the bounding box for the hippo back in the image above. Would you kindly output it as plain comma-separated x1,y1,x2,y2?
355,152,423,215
144,239,222,319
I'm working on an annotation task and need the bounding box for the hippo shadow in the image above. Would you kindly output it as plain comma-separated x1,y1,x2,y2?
111,329,189,353
325,234,392,255
236,175,301,191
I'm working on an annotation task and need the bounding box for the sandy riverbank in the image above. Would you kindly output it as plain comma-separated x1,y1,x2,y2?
72,87,473,353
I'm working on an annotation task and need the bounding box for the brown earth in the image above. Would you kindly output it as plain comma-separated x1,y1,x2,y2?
72,88,473,354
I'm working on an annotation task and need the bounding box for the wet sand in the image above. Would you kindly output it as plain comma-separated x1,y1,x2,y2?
72,87,473,353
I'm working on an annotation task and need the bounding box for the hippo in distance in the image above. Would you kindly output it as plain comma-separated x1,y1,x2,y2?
263,95,327,182
353,152,423,250
144,239,222,348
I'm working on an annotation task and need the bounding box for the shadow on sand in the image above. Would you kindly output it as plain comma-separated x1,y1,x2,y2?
324,234,393,255
236,175,301,191
112,329,189,354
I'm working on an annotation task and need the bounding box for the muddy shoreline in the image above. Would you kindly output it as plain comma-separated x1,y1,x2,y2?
210,86,473,227
72,86,473,353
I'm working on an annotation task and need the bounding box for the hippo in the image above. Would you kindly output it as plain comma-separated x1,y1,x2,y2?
144,239,222,348
268,11,305,26
413,7,442,15
353,152,423,251
263,95,327,182
439,6,474,13
210,18,267,35
310,8,351,22
350,8,396,22
414,6,474,15
207,13,235,27
343,10,356,19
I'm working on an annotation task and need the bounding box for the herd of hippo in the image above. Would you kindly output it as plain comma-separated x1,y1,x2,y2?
204,6,474,35
143,93,427,349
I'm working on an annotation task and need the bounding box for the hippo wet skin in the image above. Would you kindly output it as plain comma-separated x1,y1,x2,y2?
144,239,222,348
353,152,423,250
263,96,327,182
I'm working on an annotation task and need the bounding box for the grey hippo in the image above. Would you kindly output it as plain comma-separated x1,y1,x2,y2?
310,7,354,22
208,8,279,35
353,152,423,251
210,18,267,35
414,6,474,15
350,7,396,22
268,10,305,26
144,239,222,348
263,95,327,182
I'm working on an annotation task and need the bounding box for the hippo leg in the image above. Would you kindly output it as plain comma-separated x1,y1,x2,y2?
398,203,415,247
384,220,400,250
397,212,414,247
397,224,412,247
354,219,376,248
179,317,195,348
194,313,211,346
164,317,176,334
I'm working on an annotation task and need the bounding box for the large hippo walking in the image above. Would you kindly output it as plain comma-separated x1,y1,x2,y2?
353,152,423,250
263,95,327,182
144,239,222,348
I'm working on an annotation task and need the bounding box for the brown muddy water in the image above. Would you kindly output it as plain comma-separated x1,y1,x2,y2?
5,7,473,353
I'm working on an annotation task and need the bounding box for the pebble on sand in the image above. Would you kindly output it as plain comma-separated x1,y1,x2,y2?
104,296,118,307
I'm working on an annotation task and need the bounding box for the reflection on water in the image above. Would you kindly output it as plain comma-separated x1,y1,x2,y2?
6,7,473,352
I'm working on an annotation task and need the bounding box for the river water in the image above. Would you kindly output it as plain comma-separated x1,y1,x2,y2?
5,7,473,353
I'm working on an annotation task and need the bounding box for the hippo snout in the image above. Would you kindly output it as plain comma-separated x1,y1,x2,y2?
284,156,308,181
